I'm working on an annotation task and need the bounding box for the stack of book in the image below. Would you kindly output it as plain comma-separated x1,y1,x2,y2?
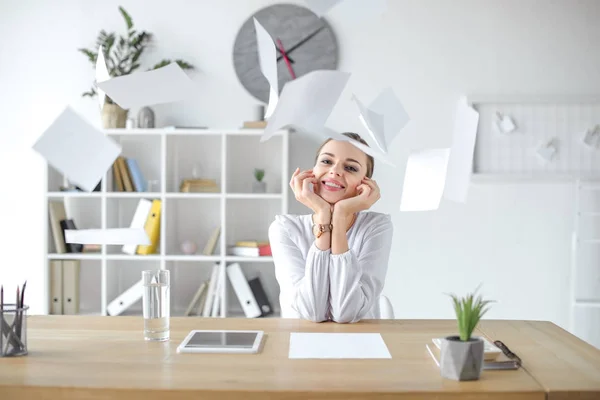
425,337,520,370
179,178,219,193
48,201,100,254
228,240,271,257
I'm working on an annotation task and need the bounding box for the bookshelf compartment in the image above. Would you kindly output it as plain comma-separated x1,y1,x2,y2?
106,134,162,193
79,260,102,315
225,262,280,318
105,196,163,256
227,134,284,194
166,261,219,316
166,135,222,193
106,259,160,316
165,198,221,257
225,198,280,252
47,197,102,254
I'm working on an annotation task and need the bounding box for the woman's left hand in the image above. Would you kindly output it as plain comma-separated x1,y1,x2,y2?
333,177,381,220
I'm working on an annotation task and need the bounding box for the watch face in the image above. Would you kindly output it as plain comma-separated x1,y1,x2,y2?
233,3,339,103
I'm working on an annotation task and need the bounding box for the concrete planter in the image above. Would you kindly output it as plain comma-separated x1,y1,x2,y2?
440,336,484,381
252,181,266,193
102,103,128,129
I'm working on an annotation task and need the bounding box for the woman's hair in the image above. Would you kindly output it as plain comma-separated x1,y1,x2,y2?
314,132,375,178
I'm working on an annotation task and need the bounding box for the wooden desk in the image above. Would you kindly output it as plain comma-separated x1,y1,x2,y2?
0,317,598,399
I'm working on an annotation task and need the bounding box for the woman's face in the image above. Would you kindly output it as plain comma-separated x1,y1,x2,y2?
313,140,369,204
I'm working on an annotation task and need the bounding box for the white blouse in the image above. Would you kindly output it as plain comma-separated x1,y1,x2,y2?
268,211,394,323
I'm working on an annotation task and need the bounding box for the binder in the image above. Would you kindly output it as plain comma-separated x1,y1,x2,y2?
62,260,80,315
116,156,134,192
48,202,67,254
226,263,261,318
125,158,146,192
248,277,273,317
184,281,208,316
112,160,124,191
122,199,153,255
49,260,63,315
106,279,144,316
136,199,161,255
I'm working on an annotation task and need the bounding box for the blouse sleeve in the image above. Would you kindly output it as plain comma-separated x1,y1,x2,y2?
328,215,393,323
269,216,331,322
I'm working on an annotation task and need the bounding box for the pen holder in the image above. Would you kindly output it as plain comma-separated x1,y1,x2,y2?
0,304,28,357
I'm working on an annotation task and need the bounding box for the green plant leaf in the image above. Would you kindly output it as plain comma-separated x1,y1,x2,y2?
119,6,133,30
78,48,97,64
447,286,494,341
174,59,195,70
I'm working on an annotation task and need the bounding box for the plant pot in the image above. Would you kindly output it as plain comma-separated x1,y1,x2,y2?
440,336,484,381
252,181,266,193
102,103,128,129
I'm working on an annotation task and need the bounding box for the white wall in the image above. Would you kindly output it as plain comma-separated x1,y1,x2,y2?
1,0,599,329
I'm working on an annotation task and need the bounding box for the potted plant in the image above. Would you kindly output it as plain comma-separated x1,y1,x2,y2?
78,6,194,128
252,169,266,193
441,286,494,381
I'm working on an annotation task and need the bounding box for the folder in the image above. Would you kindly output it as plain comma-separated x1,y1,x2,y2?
48,202,67,254
226,263,261,318
49,260,63,315
122,199,153,255
136,199,161,255
62,260,80,315
248,277,273,317
107,279,144,316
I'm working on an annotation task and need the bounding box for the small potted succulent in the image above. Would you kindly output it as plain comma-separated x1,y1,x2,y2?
441,286,494,381
252,169,266,193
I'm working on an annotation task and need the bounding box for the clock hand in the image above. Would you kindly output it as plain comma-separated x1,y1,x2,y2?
276,47,295,64
276,26,325,62
276,38,296,79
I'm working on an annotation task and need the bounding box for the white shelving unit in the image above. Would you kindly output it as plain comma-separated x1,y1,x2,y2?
43,128,289,318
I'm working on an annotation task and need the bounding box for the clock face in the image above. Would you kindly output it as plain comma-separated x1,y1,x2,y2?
233,3,339,104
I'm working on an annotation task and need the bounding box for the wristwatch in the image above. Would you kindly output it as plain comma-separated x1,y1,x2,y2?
312,223,333,239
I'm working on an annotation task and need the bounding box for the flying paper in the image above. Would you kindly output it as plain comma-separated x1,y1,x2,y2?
304,0,387,21
253,18,278,119
352,88,409,154
400,148,450,212
582,125,600,149
95,45,110,110
536,139,558,164
65,228,150,245
443,96,480,203
32,106,121,192
260,70,351,142
492,112,516,134
97,62,194,110
329,129,396,167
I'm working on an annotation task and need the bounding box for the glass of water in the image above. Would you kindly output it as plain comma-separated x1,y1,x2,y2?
142,269,170,341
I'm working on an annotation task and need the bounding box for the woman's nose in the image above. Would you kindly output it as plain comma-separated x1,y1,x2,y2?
329,165,342,176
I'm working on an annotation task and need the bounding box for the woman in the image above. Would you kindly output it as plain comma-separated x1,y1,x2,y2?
268,132,394,323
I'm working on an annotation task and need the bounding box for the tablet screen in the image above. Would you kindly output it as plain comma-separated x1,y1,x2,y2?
184,331,258,349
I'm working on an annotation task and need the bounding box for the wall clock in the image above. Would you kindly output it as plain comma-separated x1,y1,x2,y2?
233,3,339,104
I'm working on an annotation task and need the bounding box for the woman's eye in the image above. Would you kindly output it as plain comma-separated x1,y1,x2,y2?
346,166,358,172
321,159,331,164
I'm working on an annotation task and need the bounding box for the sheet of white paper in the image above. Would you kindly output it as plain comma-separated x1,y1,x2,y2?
65,228,150,245
261,70,351,142
442,97,480,203
32,106,121,192
253,18,279,119
369,87,410,145
289,333,391,359
95,45,110,110
304,0,342,17
97,62,194,109
305,0,386,21
328,129,396,167
536,141,557,163
400,148,450,212
582,126,600,149
352,94,387,154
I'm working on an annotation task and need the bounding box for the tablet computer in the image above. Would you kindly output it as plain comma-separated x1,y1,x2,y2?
176,330,264,354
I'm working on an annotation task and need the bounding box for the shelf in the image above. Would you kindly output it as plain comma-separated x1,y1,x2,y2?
225,193,282,199
225,256,274,263
105,192,161,198
47,192,103,198
165,255,221,262
104,128,288,136
166,193,221,199
48,253,103,260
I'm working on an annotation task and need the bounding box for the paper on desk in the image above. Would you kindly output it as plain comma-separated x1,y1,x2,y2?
289,333,391,359
65,228,151,245
400,148,450,212
260,70,351,142
253,18,278,119
304,0,387,21
97,62,194,110
443,97,480,203
95,45,110,110
32,106,121,192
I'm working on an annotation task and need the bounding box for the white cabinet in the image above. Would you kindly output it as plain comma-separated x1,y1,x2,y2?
44,128,289,317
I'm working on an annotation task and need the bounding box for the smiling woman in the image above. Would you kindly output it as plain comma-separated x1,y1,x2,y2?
268,132,394,324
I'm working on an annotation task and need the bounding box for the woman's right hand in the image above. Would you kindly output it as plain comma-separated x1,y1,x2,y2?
290,168,331,218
